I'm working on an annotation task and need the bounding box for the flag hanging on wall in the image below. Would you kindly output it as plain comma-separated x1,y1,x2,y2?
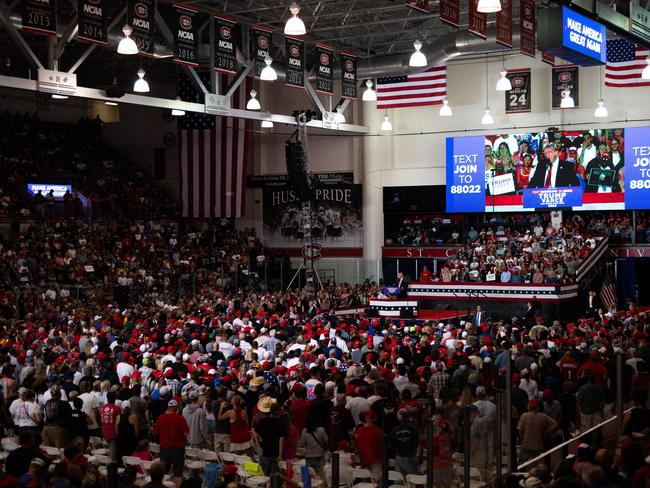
178,72,251,219
376,66,447,109
605,39,650,88
600,269,617,310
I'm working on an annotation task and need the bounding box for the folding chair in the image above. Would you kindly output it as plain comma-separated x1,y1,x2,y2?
405,474,427,488
388,470,406,485
349,468,373,486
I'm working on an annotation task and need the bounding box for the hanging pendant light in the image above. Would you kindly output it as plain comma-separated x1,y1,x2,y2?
481,56,493,124
117,25,138,55
439,97,452,117
642,57,650,79
260,56,277,81
560,90,575,108
171,97,185,117
261,119,274,128
481,108,494,125
496,71,512,91
333,108,346,124
246,90,261,110
133,68,149,93
380,112,392,131
409,40,427,67
477,0,502,13
284,2,306,36
362,80,377,102
594,66,608,118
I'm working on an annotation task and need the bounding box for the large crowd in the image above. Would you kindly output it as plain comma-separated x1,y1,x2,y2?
0,115,649,488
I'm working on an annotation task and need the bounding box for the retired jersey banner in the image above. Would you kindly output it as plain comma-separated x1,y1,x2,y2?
173,3,198,67
505,69,531,114
439,0,460,26
316,44,334,94
285,36,305,88
129,0,154,55
496,0,513,47
520,0,537,57
22,0,57,35
552,65,579,109
263,172,362,249
78,0,107,44
214,15,238,74
341,52,357,99
251,26,272,78
468,0,487,39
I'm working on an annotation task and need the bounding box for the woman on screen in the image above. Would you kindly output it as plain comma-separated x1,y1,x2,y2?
515,153,535,191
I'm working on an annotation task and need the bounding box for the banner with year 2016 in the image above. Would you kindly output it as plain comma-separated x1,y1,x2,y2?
445,136,485,212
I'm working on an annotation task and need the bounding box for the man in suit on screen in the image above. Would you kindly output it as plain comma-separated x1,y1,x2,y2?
528,144,580,189
397,272,409,299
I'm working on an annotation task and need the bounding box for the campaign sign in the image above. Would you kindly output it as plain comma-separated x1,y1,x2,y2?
523,187,583,209
445,136,485,213
562,7,606,64
27,183,72,198
624,127,650,209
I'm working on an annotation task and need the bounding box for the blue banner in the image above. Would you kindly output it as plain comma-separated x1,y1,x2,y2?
624,127,650,210
562,6,606,63
523,187,583,209
445,136,485,212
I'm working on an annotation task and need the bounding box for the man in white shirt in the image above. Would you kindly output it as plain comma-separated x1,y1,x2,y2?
577,132,598,171
79,381,101,436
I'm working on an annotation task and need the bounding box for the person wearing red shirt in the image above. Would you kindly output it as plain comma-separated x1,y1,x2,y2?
577,352,608,385
557,351,580,383
354,410,382,483
155,399,189,488
99,391,121,461
419,266,432,284
288,386,311,433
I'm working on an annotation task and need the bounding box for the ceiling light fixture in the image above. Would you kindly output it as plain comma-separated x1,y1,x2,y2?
642,57,650,79
362,79,377,102
496,70,512,91
246,89,261,110
560,90,575,108
594,66,608,118
380,111,393,132
284,2,306,36
104,101,118,106
260,56,277,81
261,119,274,128
117,25,138,55
439,97,452,116
171,97,185,116
482,56,493,125
133,68,150,93
409,39,427,67
51,94,68,99
477,0,502,13
334,108,346,124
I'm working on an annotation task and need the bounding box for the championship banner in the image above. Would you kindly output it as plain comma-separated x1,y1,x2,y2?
251,26,272,78
468,0,487,39
173,3,198,67
439,0,460,26
285,36,305,88
316,44,334,95
22,0,57,35
520,0,537,57
523,187,583,209
542,52,556,65
214,15,238,74
505,69,531,114
496,0,513,47
552,65,579,109
341,52,357,99
262,172,362,249
129,0,154,55
406,0,430,12
78,0,107,45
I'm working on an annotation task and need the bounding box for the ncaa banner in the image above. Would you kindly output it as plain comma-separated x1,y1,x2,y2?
22,0,57,36
316,44,334,95
552,65,579,109
214,15,238,74
468,0,487,39
128,0,154,55
496,0,513,47
505,69,531,114
520,0,537,57
251,25,272,78
341,52,357,99
173,3,198,67
285,36,305,88
78,0,107,45
523,187,583,209
439,0,460,26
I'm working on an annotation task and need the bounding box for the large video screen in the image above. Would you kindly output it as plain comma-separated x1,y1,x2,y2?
446,127,650,212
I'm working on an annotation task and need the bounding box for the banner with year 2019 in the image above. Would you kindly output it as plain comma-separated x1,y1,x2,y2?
252,26,272,78
285,36,305,88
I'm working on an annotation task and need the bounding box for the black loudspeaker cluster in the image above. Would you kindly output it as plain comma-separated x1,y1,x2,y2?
285,141,313,201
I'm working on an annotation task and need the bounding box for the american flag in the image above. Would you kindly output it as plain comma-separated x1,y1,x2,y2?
605,39,650,88
376,65,447,109
600,270,617,311
178,72,251,218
